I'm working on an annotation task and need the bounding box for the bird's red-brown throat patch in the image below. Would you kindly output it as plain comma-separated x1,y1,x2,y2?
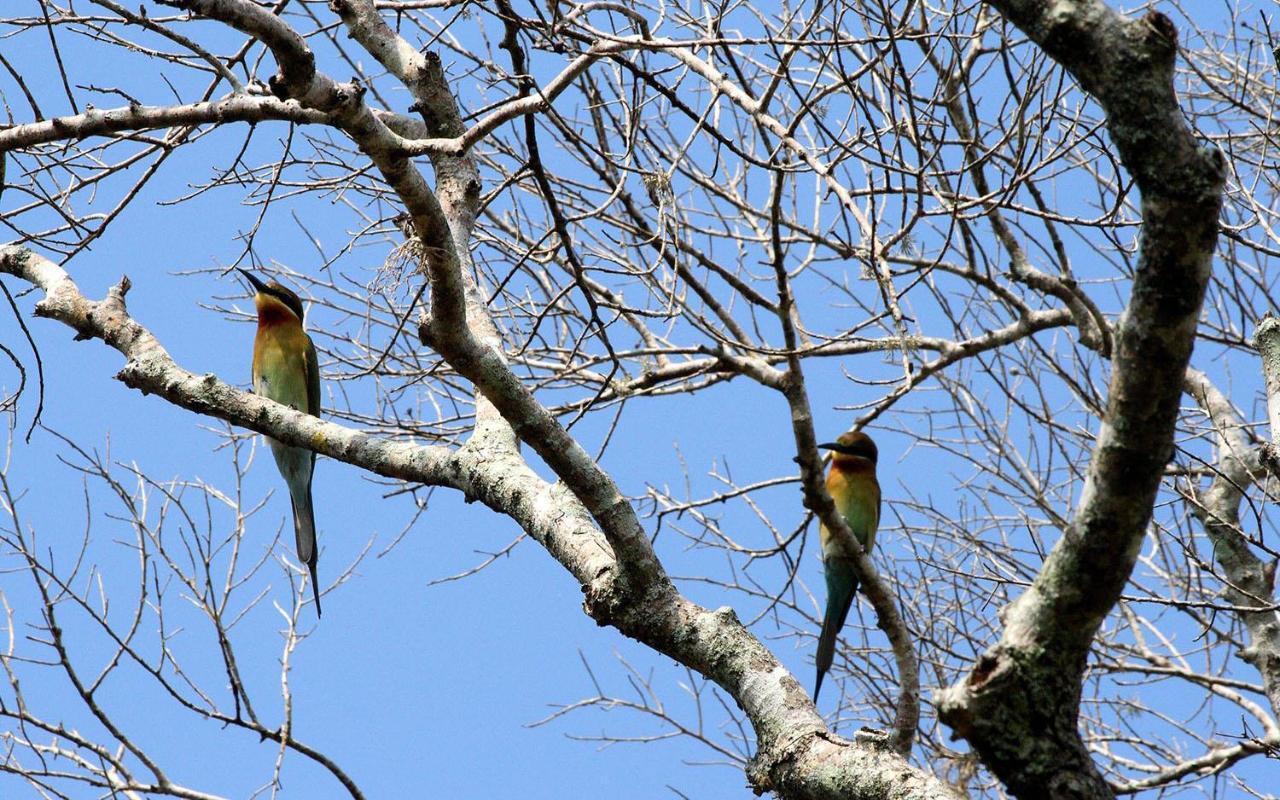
254,291,302,326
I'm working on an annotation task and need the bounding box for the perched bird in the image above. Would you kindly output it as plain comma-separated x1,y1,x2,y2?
238,268,323,618
813,430,881,702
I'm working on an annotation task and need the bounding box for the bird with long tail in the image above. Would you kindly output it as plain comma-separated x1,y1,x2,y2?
239,268,323,618
813,430,880,701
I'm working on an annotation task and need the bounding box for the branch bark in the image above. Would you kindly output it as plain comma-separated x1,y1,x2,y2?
935,3,1225,798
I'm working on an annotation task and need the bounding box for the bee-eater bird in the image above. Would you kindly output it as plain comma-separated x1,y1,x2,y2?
238,268,323,618
813,430,880,702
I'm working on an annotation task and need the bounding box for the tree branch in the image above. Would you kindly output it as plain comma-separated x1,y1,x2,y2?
936,3,1226,798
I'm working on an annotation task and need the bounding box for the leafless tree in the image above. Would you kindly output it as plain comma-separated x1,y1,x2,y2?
1,0,1277,798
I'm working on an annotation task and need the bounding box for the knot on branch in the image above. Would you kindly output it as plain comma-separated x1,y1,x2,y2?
267,56,319,103
936,649,1012,740
409,52,467,139
745,729,820,795
853,727,892,751
746,753,777,794
108,274,132,302
268,73,291,100
1240,631,1280,674
1260,443,1280,481
580,565,626,626
115,360,149,394
1140,11,1178,57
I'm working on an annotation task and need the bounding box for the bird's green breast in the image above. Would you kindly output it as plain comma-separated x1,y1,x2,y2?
252,323,314,414
820,463,880,557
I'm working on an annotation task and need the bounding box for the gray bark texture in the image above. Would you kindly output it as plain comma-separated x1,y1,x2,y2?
1241,324,1280,715
935,3,1225,799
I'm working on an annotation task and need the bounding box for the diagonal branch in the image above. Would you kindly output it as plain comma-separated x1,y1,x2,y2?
2,243,959,800
2,2,959,788
935,3,1225,798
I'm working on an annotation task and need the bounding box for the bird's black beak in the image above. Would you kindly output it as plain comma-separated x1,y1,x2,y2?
236,268,269,294
817,442,840,451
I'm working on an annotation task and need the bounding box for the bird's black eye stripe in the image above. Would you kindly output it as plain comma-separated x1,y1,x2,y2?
266,286,305,320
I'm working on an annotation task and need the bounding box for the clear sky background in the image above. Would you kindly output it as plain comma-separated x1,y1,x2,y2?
2,2,1275,798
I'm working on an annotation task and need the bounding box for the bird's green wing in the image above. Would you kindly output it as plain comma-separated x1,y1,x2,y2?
872,489,882,552
304,335,321,418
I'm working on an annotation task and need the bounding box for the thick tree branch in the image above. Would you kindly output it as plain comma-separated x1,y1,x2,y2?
1181,368,1280,739
1255,316,1280,479
341,13,945,790
935,3,1225,798
125,7,945,794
